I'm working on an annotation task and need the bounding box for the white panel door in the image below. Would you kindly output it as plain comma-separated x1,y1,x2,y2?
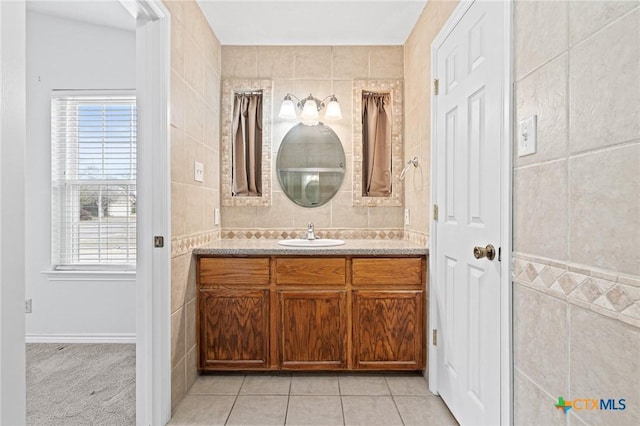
433,1,504,424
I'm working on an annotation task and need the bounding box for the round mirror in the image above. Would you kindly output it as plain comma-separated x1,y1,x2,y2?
276,123,345,208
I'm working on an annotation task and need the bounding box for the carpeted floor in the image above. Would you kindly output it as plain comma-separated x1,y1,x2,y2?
26,343,135,426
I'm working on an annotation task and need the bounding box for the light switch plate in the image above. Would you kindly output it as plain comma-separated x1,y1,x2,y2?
194,161,204,182
518,115,537,157
404,208,411,226
214,208,220,226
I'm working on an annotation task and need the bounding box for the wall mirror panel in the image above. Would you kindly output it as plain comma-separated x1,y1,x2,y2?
276,123,345,208
221,79,273,207
352,80,403,207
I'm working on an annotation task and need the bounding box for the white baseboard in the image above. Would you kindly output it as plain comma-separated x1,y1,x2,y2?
25,333,136,344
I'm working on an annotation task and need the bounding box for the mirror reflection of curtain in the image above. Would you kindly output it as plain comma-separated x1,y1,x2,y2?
362,91,392,197
232,92,263,196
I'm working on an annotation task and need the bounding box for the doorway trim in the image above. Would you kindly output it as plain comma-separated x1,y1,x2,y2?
428,0,513,424
121,1,172,424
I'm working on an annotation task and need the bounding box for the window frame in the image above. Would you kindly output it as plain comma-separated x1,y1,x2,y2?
50,90,137,271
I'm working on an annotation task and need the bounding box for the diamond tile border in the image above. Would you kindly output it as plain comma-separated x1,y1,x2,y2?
220,228,405,241
221,79,273,207
513,253,640,329
404,230,429,248
352,80,404,207
171,230,220,258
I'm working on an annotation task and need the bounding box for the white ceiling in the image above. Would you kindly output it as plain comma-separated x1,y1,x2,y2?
25,1,428,45
26,0,135,32
196,0,428,45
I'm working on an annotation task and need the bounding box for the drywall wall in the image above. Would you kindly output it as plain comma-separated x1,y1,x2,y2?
25,11,136,340
0,1,27,422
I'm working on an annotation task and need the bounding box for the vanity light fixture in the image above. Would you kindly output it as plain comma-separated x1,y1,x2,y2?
278,93,343,125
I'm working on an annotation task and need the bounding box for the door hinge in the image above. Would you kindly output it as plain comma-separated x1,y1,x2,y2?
433,79,439,95
432,329,438,346
433,204,439,221
154,236,164,248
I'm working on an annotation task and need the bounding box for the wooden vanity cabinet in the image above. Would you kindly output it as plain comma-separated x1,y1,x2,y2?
197,255,426,372
198,258,270,369
275,257,348,369
351,257,425,370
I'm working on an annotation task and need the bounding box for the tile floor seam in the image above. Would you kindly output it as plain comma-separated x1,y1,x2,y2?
385,376,407,426
223,374,246,426
337,374,347,425
284,374,293,425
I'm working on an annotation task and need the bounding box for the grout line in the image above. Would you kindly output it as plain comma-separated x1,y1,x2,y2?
223,374,245,425
283,373,292,426
338,375,347,425
568,4,640,50
385,375,406,426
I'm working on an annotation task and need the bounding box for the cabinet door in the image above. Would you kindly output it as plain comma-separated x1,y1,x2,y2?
199,289,269,369
278,291,347,369
353,290,424,370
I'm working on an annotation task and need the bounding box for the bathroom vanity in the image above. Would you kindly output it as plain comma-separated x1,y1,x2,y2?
194,240,428,372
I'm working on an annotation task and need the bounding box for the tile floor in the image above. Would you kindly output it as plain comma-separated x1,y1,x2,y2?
169,372,458,426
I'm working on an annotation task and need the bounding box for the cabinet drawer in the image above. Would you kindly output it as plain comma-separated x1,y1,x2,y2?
352,258,422,286
276,258,346,285
199,258,270,286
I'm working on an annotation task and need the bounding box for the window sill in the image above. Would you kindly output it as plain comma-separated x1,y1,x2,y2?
42,270,136,282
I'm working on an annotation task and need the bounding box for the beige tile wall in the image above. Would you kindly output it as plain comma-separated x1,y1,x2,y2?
220,45,405,236
403,0,459,246
164,0,222,413
513,2,640,424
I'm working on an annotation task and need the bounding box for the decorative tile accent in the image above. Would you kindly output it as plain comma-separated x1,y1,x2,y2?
404,230,429,248
221,228,405,241
513,253,640,329
221,79,273,207
352,80,404,207
171,230,220,258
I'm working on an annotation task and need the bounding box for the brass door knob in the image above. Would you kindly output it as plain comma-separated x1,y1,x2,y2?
473,244,496,261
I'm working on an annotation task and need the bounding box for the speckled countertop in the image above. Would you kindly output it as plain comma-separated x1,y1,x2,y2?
193,239,428,256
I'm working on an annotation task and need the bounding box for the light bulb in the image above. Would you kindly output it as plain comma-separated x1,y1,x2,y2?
300,98,319,125
324,97,342,121
278,97,297,120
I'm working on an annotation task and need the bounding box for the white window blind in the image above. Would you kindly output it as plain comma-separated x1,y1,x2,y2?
51,92,137,269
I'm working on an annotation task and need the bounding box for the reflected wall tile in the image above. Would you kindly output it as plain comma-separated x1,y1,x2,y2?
569,9,640,153
569,144,640,276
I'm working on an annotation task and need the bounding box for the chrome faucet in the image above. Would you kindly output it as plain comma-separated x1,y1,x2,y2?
306,222,316,240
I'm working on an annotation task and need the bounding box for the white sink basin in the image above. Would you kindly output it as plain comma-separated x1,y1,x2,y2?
277,238,346,247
